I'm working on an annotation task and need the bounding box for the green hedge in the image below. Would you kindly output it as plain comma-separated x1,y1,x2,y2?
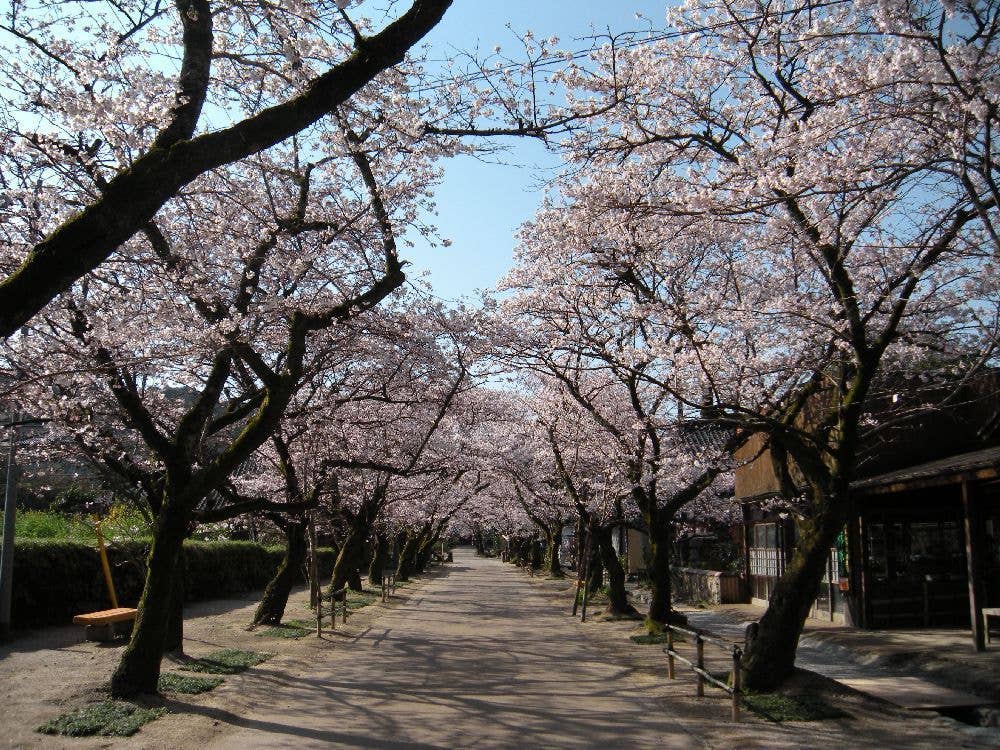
10,539,336,629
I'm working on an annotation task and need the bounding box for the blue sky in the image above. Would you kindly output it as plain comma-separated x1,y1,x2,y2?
403,1,671,302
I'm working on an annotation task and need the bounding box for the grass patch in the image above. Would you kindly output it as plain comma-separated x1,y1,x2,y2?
743,691,850,722
179,649,274,675
158,672,224,695
38,701,166,737
258,619,313,639
346,590,378,610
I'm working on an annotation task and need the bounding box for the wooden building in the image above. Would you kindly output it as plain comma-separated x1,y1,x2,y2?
737,441,1000,648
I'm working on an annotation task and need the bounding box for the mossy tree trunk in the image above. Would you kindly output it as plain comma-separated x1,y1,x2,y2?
110,497,191,697
253,518,308,626
645,512,686,629
164,552,186,653
530,538,543,570
329,489,383,594
368,533,388,586
587,539,604,594
544,522,564,577
414,528,437,573
594,525,637,616
473,528,486,555
396,531,420,581
741,486,850,690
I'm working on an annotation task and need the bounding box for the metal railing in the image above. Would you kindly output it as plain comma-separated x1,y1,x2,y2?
317,586,350,636
663,624,743,722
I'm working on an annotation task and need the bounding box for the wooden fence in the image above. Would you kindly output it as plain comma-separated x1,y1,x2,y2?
663,624,744,722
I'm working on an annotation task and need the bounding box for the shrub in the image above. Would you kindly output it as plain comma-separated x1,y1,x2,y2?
10,538,336,628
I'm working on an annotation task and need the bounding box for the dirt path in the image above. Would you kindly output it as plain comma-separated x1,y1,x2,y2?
4,549,996,748
206,549,703,749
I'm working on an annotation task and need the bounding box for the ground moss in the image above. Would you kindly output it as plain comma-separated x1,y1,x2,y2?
743,691,850,722
158,672,225,694
258,619,313,639
37,701,166,737
179,649,274,675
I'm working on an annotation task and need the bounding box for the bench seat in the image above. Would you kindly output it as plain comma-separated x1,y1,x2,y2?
73,607,137,642
73,607,137,626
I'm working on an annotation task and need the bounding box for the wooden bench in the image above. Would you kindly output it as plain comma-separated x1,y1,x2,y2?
73,607,137,642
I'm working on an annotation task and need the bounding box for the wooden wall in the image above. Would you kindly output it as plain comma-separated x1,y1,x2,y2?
734,433,782,500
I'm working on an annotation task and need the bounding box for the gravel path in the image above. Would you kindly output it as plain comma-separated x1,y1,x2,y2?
207,549,704,749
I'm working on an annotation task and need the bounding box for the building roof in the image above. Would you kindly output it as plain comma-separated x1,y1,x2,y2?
851,445,1000,494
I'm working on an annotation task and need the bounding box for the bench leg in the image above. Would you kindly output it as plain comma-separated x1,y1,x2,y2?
85,623,116,642
84,621,134,642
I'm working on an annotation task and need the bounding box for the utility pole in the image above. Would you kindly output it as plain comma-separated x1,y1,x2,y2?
0,415,20,641
0,414,49,641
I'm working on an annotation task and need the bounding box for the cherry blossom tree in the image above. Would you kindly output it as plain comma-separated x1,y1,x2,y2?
0,0,458,336
534,0,1000,687
496,224,738,626
1,89,444,695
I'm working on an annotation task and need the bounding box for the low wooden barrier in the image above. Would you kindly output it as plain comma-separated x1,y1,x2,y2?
317,586,349,636
663,624,743,722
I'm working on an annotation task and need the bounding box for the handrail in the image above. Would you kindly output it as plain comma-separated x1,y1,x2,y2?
662,624,743,722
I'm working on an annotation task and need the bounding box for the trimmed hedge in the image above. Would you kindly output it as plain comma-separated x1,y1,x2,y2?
10,538,336,629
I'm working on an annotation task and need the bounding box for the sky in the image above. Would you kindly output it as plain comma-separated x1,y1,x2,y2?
401,1,672,303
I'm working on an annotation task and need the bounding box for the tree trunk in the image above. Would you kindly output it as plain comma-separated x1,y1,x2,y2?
574,516,586,572
396,532,420,581
594,526,638,617
587,538,604,594
645,512,686,630
329,526,366,594
530,538,543,569
253,520,307,626
741,495,849,691
348,567,363,592
368,533,388,586
110,502,189,697
414,530,436,573
545,524,564,577
473,528,486,555
164,553,185,653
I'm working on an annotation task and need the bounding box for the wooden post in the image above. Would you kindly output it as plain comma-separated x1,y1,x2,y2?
667,629,675,679
962,479,986,652
94,518,120,609
827,549,835,620
857,514,872,629
573,528,591,617
695,635,705,697
731,646,742,722
308,517,319,609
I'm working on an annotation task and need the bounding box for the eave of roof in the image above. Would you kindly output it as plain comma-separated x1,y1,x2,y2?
851,445,1000,495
